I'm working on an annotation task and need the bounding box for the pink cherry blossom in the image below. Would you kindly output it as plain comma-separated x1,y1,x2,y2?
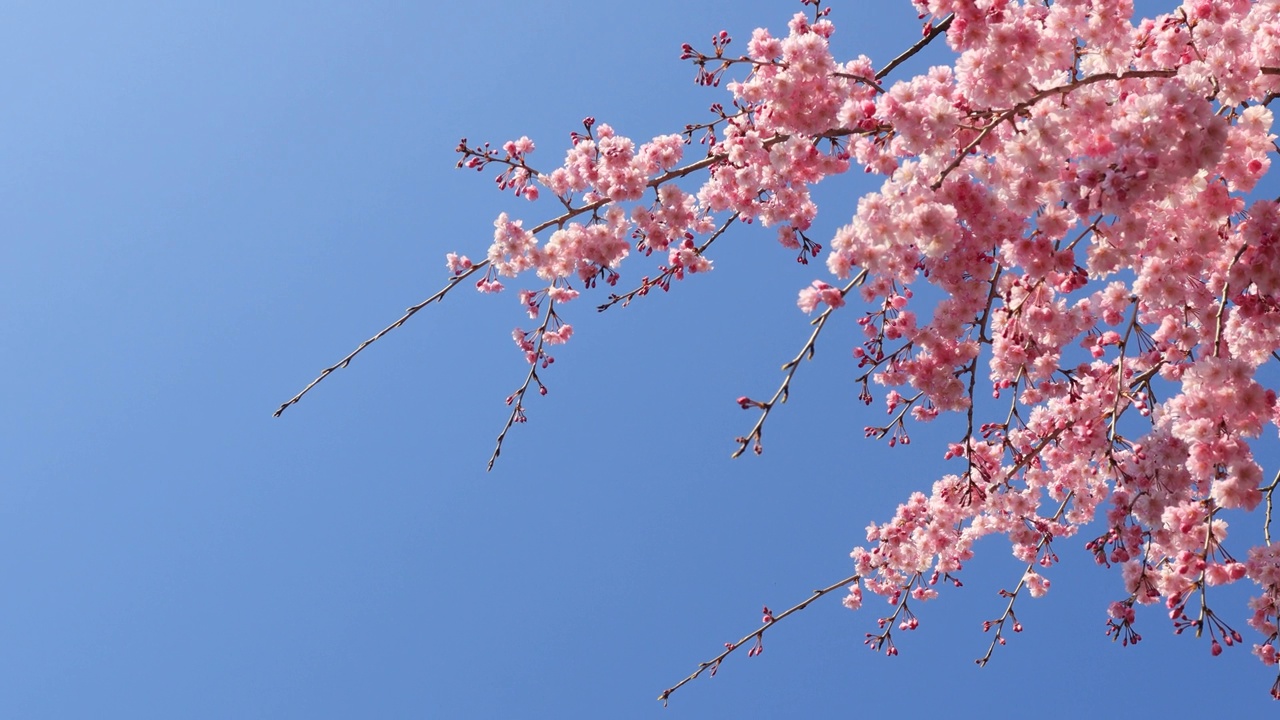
287,0,1280,701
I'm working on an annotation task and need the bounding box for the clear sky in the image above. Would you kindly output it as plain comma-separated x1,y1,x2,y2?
4,1,1278,717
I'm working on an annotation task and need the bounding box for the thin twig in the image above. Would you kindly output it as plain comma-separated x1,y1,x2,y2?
597,213,739,312
875,14,955,80
976,493,1072,666
273,262,489,417
930,69,1179,190
1264,469,1280,546
732,270,867,458
832,72,885,93
1212,245,1248,357
488,299,559,471
273,149,737,419
275,129,822,419
657,573,860,706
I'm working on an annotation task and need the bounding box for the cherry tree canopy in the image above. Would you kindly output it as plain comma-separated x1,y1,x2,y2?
277,0,1280,701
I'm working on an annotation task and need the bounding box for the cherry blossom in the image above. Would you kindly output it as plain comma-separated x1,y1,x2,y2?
279,0,1280,701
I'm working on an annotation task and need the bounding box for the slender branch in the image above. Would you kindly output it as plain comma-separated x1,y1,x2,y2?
276,122,844,419
930,69,1179,190
597,213,739,312
488,298,559,471
526,154,723,236
866,390,925,442
1194,504,1220,638
273,262,489,417
863,573,923,656
1061,215,1104,253
732,270,867,458
875,14,955,80
832,72,885,93
1108,299,1142,443
657,573,860,706
1265,469,1280,546
273,147,738,418
1212,245,1247,357
976,493,1072,666
963,262,1004,478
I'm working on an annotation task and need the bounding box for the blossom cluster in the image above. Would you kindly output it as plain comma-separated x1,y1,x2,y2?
447,0,1280,697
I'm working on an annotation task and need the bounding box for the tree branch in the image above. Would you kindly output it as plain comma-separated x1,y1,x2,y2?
657,573,860,706
273,262,489,417
733,270,867,458
875,15,955,80
930,68,1179,190
596,213,739,312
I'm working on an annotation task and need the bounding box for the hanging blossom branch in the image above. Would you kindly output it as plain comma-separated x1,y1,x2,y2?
976,493,1073,666
489,293,570,469
274,118,858,426
732,270,866,458
274,5,952,433
272,146,721,420
596,212,740,312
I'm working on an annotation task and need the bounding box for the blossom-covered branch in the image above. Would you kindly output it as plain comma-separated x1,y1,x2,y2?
280,0,1280,701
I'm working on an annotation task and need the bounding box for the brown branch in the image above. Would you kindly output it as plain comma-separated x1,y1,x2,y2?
930,68,1179,190
596,213,739,312
1212,245,1248,357
875,14,955,80
657,573,860,706
976,493,1072,666
487,298,560,471
732,270,867,458
273,262,489,417
1264,469,1280,546
832,72,885,93
964,262,1004,470
1108,299,1142,443
277,13,960,420
273,145,740,418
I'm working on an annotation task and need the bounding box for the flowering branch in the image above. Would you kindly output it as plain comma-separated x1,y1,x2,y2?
596,213,740,312
976,494,1072,666
490,296,565,470
930,68,1180,190
732,270,866,458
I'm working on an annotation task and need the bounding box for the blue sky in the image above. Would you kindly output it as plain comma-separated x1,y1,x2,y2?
4,1,1279,717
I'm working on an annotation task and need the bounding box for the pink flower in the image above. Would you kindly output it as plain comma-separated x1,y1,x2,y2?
1024,571,1050,599
445,253,473,275
797,280,844,313
543,324,573,345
